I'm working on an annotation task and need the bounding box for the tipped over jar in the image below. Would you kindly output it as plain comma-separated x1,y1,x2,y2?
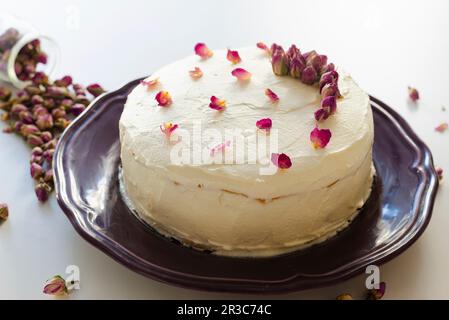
0,13,59,88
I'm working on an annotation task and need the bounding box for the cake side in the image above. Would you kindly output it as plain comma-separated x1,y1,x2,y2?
119,46,374,256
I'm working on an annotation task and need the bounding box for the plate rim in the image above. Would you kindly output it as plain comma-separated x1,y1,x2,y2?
54,78,439,294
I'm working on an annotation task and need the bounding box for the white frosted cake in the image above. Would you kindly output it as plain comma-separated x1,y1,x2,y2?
119,44,374,256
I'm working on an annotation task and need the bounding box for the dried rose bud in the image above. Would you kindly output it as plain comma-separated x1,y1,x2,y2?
30,162,43,179
36,52,48,64
36,113,54,130
75,95,90,106
321,95,337,114
43,275,67,296
31,146,44,157
60,98,74,109
319,71,339,93
25,85,42,96
32,72,48,85
14,121,24,133
33,105,48,118
321,83,341,98
1,112,10,121
40,131,53,143
43,149,54,163
0,86,12,102
43,98,56,110
19,110,34,124
322,63,335,74
286,44,301,67
300,66,318,85
366,282,386,300
0,203,8,220
11,103,28,115
35,180,52,202
20,124,40,137
71,103,86,116
289,56,306,79
52,107,66,119
46,86,69,99
408,86,419,102
14,62,23,76
43,139,57,150
314,108,330,122
271,50,288,76
31,94,44,105
336,293,353,300
16,90,29,99
44,169,54,184
27,134,44,147
54,118,70,130
270,43,283,56
436,167,443,181
54,75,73,87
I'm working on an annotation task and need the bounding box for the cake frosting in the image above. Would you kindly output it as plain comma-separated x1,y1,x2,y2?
119,46,374,256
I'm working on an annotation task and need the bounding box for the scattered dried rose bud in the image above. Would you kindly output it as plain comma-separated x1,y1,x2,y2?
11,103,28,115
141,77,159,90
321,83,341,99
189,67,203,79
155,91,173,107
256,118,272,130
160,122,178,138
31,146,43,157
44,169,54,184
19,111,34,124
70,103,86,116
271,153,292,169
0,86,12,102
14,121,24,133
87,83,105,97
54,118,70,130
43,149,54,163
31,94,44,105
60,98,74,109
32,72,48,85
408,86,419,102
436,167,443,181
33,105,48,118
1,112,10,121
43,275,68,296
0,203,8,220
54,75,73,87
265,88,279,103
194,42,213,59
40,131,53,143
209,96,226,111
366,282,386,300
227,49,241,64
47,86,69,99
435,123,448,133
27,134,44,147
231,68,252,81
30,162,43,179
36,113,54,130
314,108,330,122
310,127,332,149
336,293,353,300
300,66,318,85
321,95,337,114
271,49,288,76
52,107,66,119
20,124,40,137
35,180,52,202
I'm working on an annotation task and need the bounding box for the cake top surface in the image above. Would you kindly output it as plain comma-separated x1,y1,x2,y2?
120,46,373,195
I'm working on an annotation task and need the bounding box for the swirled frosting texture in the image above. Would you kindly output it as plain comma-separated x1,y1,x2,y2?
119,47,374,256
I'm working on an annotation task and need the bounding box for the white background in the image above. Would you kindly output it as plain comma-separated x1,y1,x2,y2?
1,0,448,299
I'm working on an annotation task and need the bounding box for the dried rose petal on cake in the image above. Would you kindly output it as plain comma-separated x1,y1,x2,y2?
435,122,448,133
257,42,268,50
194,42,213,59
271,153,292,169
210,140,231,157
43,275,68,296
366,282,386,300
141,77,159,90
189,67,203,79
160,122,178,137
231,68,252,81
155,91,172,107
321,95,337,114
256,118,272,130
265,88,279,102
226,49,241,64
209,96,226,111
408,86,419,102
310,127,332,149
314,108,330,122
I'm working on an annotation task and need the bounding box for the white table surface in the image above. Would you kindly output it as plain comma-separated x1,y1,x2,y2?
1,0,448,300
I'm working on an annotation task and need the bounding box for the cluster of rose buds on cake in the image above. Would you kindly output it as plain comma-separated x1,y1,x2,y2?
270,43,341,123
0,74,105,202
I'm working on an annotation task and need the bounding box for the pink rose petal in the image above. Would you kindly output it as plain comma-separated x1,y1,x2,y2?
231,68,252,81
160,122,178,137
265,88,279,102
155,91,172,107
189,67,203,79
194,42,213,59
314,108,330,122
141,77,159,90
256,118,272,130
271,153,292,169
435,122,448,133
408,86,419,102
227,49,241,64
257,42,269,51
310,127,332,149
209,95,226,111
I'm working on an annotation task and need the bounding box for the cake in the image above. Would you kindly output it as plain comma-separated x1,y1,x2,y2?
119,44,374,257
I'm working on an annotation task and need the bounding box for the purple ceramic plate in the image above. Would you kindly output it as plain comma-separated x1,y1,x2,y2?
54,78,439,294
